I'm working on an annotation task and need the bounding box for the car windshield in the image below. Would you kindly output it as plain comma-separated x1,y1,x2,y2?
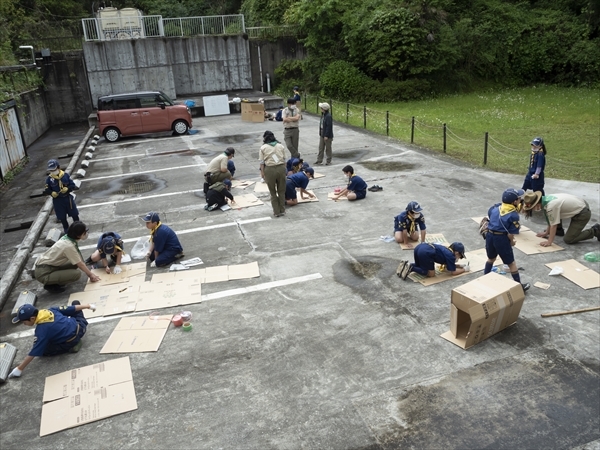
159,92,174,106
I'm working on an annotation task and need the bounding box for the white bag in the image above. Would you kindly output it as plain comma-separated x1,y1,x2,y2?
130,236,150,260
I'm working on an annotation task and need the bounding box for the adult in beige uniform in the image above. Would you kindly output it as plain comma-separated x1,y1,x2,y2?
204,148,235,193
522,191,600,246
259,130,287,217
282,98,301,158
35,221,101,293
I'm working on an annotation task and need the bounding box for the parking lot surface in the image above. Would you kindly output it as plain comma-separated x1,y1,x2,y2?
1,112,599,449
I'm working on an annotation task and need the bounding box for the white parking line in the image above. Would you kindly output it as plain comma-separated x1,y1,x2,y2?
3,273,322,339
82,164,205,182
75,217,272,251
77,189,203,209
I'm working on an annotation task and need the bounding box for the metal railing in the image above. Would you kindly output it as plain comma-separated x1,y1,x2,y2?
163,15,245,37
82,14,245,41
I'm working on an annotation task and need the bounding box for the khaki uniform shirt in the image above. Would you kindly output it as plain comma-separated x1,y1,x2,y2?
542,193,587,226
37,239,82,267
259,143,286,166
282,107,300,129
207,154,229,174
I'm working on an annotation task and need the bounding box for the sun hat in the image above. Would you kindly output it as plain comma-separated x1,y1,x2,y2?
522,190,543,211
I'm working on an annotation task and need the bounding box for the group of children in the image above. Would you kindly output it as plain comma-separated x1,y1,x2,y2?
393,137,599,292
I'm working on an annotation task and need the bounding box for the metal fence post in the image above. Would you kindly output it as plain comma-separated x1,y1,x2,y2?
443,123,447,153
363,106,367,129
484,132,489,165
386,111,389,136
179,18,183,36
346,103,349,124
411,117,415,143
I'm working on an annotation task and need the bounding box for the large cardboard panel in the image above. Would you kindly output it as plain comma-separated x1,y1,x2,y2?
228,262,260,280
229,193,264,209
545,259,600,290
327,192,348,201
231,179,255,189
296,189,319,204
100,315,172,353
399,233,449,250
441,273,525,349
254,182,270,193
40,357,137,436
312,172,325,179
204,265,229,283
84,262,147,291
514,229,564,254
407,248,489,286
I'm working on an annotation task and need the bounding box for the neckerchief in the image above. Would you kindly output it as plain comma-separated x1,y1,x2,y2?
150,222,162,242
61,234,84,260
499,203,517,216
50,170,65,191
407,214,417,235
34,309,54,325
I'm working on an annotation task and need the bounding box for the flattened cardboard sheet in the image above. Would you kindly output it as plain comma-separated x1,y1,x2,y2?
407,248,489,286
40,357,137,436
328,192,348,201
84,262,147,291
100,315,172,353
399,233,449,250
545,259,600,290
228,193,264,209
204,265,230,283
312,172,325,179
296,189,319,203
70,284,141,318
254,182,270,193
514,229,564,255
231,179,255,189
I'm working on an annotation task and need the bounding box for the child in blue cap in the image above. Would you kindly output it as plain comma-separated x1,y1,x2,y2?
399,242,467,279
394,201,427,248
43,159,80,233
143,212,184,267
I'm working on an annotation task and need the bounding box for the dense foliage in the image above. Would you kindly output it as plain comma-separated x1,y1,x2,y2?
1,0,598,102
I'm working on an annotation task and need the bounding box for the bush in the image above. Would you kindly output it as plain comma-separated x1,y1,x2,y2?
318,61,372,102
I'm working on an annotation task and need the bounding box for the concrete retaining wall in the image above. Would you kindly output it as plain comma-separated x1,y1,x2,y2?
83,36,252,107
15,88,50,148
42,52,93,125
249,38,307,92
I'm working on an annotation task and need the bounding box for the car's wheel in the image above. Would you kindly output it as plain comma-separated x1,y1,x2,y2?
104,127,120,142
173,120,189,135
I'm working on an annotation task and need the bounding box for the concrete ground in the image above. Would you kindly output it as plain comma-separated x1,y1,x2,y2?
1,111,599,449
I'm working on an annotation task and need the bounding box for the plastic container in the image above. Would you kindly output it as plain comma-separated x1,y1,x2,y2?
584,251,600,262
180,311,192,322
171,314,183,327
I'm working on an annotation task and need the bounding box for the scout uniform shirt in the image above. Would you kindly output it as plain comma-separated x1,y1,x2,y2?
541,194,587,226
37,238,83,267
29,306,83,357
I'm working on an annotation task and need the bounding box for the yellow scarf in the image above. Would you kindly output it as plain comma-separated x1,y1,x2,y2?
499,203,517,216
50,170,65,190
149,222,162,242
34,309,54,325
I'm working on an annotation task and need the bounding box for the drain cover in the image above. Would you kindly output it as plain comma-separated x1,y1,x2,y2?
116,181,155,195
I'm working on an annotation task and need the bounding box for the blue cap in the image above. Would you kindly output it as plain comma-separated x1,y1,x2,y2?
143,212,160,223
531,137,544,147
451,242,465,259
100,236,117,255
223,179,232,187
406,201,423,213
47,159,60,171
516,189,525,198
502,188,519,204
305,167,315,177
12,304,37,324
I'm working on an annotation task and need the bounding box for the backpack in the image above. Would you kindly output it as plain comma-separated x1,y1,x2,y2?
479,217,489,240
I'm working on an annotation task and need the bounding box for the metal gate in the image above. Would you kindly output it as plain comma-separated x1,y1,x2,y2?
0,105,26,181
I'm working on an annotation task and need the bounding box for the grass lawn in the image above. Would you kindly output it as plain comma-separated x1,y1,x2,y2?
304,86,600,183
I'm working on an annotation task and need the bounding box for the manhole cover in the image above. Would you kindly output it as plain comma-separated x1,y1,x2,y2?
115,181,155,195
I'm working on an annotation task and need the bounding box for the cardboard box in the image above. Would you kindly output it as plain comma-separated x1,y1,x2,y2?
440,272,525,349
241,102,264,123
40,357,137,436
